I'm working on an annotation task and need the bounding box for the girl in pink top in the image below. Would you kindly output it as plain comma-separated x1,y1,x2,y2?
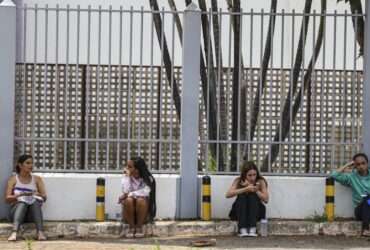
118,157,156,238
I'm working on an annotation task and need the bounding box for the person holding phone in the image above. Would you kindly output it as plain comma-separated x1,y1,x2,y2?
331,153,370,236
5,155,47,241
226,161,269,237
117,157,156,238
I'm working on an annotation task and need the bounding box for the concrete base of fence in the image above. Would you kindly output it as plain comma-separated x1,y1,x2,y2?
33,174,355,221
0,220,363,239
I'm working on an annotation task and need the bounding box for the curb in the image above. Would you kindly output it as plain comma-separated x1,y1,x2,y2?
0,220,363,239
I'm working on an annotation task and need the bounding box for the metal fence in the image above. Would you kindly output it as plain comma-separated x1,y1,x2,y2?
13,3,365,174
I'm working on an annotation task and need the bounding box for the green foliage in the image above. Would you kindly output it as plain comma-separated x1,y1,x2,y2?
153,239,161,250
305,211,328,222
206,150,217,173
25,238,33,250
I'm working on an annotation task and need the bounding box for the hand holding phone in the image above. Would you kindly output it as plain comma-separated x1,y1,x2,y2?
19,191,34,197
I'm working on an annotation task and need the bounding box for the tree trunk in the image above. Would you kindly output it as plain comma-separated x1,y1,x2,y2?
262,0,327,171
230,0,241,170
211,0,229,169
305,69,312,173
225,0,248,156
149,0,181,120
198,0,226,170
348,0,364,56
244,0,278,161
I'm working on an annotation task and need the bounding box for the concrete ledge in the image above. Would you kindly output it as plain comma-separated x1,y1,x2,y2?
0,220,363,239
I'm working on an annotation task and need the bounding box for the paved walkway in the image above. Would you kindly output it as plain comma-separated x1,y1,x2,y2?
1,236,370,250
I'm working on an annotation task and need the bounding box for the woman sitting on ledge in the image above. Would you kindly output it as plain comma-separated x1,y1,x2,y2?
118,157,156,238
226,161,269,237
5,154,47,241
331,153,370,236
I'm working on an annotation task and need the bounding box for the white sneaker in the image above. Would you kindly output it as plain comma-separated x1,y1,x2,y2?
7,231,17,241
238,228,249,237
248,227,258,237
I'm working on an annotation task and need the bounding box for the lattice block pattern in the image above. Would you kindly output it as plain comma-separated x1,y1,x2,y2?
14,64,181,171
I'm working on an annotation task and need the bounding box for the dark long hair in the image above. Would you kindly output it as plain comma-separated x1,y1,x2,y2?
16,154,33,173
239,161,267,187
131,156,156,221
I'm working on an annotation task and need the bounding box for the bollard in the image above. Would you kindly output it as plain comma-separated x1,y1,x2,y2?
325,177,335,222
201,175,211,220
96,177,105,222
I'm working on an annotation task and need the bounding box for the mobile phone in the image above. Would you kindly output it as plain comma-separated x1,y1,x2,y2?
22,192,34,196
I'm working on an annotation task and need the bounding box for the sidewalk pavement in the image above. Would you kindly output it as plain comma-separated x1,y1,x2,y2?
1,235,370,250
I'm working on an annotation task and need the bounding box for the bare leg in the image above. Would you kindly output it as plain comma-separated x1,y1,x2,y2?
135,198,149,228
123,197,135,228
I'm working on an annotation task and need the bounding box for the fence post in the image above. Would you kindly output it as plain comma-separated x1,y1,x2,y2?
364,0,370,155
178,2,201,219
0,0,16,219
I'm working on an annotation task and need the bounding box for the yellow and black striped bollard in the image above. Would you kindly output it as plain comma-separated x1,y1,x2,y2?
202,175,211,220
325,177,335,222
96,177,105,222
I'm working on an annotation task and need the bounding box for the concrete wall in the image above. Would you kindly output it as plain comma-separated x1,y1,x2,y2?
210,176,354,219
35,173,354,221
39,173,178,221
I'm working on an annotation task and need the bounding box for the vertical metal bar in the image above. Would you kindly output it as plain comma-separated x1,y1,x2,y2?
106,5,113,170
170,11,175,170
289,9,295,172
248,9,253,158
351,10,357,155
216,9,222,171
331,11,337,169
138,6,144,155
268,8,273,173
31,4,38,160
342,11,347,164
53,4,59,169
116,6,123,170
127,6,133,160
159,8,165,170
299,11,305,172
149,10,154,168
63,5,70,170
309,10,316,173
279,9,285,172
226,8,232,170
22,5,27,153
96,5,102,169
42,4,48,169
320,8,326,173
352,10,357,155
227,9,232,170
85,5,91,170
257,9,264,168
74,5,80,169
205,8,211,172
237,11,243,171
